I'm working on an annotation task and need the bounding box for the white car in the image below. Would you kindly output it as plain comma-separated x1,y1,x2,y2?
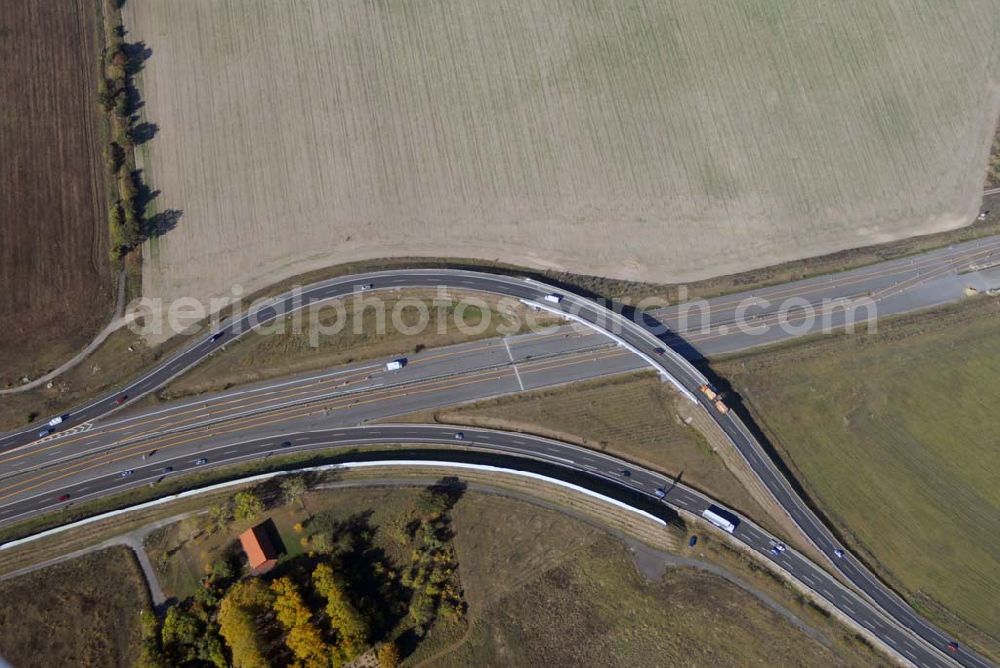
48,416,64,427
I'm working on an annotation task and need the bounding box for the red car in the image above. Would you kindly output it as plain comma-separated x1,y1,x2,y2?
947,642,960,654
56,494,71,502
115,395,127,405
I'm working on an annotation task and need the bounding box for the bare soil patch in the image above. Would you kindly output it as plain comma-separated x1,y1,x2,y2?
125,0,999,320
0,0,114,387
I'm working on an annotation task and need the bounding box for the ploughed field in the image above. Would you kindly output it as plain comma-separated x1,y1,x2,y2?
126,0,998,320
0,0,113,386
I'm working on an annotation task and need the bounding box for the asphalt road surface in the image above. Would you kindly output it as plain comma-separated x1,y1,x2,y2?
3,237,999,666
0,425,967,668
5,232,998,450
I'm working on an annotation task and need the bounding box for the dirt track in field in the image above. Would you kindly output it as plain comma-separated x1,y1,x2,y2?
0,0,113,386
126,0,1000,336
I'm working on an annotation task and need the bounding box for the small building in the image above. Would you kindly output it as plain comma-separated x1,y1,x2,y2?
239,523,278,574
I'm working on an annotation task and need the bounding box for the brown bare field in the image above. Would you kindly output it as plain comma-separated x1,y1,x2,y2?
124,0,998,321
0,0,114,386
0,546,148,667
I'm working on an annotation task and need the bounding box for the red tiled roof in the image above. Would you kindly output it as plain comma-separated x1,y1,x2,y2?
239,524,277,570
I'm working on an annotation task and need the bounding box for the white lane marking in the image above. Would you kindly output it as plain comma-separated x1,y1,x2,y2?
502,337,525,391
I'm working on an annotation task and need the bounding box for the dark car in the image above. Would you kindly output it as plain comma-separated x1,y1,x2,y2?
620,469,631,477
115,395,128,405
56,494,71,502
209,331,225,342
162,466,174,474
280,441,292,448
947,641,960,654
688,535,698,547
38,428,54,438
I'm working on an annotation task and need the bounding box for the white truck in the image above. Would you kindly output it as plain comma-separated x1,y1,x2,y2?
543,293,563,304
702,505,737,534
385,358,406,372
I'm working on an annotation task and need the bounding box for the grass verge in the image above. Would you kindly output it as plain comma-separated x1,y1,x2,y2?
714,296,1000,658
0,546,148,667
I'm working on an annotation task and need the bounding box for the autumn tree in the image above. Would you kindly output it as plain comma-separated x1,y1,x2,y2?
270,577,329,666
218,579,275,668
136,609,166,668
280,475,308,509
233,490,265,522
160,605,227,667
376,641,401,668
209,503,233,533
313,563,369,660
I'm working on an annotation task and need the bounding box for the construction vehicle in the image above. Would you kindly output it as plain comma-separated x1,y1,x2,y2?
698,384,718,401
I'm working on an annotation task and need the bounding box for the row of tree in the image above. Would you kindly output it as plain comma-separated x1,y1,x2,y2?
97,0,154,260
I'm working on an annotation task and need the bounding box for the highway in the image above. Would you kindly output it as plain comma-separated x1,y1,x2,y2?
1,237,999,666
0,425,967,668
4,232,999,451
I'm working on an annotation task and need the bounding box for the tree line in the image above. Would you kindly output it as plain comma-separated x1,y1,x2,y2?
98,0,159,262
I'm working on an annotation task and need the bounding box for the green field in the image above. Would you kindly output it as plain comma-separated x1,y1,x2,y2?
716,298,1000,654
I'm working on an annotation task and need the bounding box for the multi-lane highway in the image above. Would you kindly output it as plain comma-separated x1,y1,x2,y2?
0,425,968,668
2,236,999,666
5,232,999,450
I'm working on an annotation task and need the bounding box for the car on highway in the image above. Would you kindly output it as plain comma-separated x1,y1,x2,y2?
543,293,563,304
48,416,65,427
454,432,464,440
162,466,174,474
280,441,292,448
56,494,71,502
356,283,374,291
38,428,53,438
115,395,127,405
833,548,845,559
195,458,208,466
209,331,225,342
947,641,960,654
769,542,786,556
385,358,407,372
654,487,666,499
620,469,631,477
119,470,134,478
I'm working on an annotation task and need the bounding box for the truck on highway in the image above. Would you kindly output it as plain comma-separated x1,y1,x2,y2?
543,293,563,304
702,505,738,534
698,384,718,401
385,358,406,372
714,400,729,415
